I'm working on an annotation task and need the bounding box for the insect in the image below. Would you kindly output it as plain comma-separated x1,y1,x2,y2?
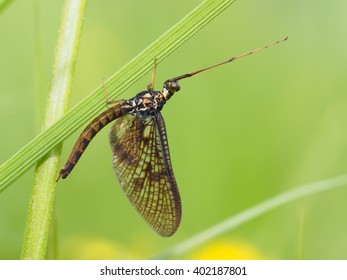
57,37,288,237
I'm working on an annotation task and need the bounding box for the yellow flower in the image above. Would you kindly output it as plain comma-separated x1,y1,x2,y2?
189,239,263,260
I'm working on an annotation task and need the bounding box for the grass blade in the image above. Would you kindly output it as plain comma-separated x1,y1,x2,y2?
0,0,237,192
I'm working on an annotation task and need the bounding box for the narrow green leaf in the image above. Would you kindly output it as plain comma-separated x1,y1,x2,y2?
0,0,237,192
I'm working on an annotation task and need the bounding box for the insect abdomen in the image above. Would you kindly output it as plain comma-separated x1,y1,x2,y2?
57,102,130,181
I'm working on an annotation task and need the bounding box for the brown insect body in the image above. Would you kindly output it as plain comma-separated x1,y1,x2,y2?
58,37,287,237
58,84,181,237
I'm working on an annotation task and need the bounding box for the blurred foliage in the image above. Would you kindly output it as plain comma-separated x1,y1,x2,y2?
1,0,347,260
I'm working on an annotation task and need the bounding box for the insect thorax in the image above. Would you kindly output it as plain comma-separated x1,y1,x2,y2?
126,90,166,118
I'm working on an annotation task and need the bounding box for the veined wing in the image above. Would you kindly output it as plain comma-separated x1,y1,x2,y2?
109,111,181,237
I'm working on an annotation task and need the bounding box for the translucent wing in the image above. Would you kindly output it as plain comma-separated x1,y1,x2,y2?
109,111,181,237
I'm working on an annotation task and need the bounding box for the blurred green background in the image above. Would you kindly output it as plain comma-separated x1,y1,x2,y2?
1,0,347,260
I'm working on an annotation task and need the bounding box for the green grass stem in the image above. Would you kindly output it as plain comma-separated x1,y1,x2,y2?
21,0,88,259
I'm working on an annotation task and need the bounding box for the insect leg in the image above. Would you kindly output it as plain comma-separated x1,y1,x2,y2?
147,58,158,92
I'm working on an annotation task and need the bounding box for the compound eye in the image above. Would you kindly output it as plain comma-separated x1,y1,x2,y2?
170,81,181,92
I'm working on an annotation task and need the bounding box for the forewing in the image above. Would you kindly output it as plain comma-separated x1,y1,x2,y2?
109,111,181,237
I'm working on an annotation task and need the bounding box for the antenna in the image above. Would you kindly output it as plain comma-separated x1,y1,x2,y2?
165,36,288,83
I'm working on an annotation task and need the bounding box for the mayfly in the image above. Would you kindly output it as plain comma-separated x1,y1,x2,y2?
57,37,288,237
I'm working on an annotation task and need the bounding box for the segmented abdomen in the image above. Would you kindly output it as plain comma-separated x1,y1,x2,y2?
57,102,130,180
